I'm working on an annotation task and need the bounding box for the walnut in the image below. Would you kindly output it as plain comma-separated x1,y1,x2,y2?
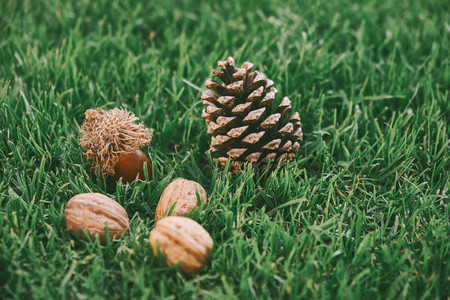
64,193,128,244
155,178,207,221
149,216,213,275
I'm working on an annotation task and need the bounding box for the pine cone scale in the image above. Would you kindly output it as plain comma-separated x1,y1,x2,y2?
242,107,266,124
227,125,249,138
217,96,236,109
248,86,264,102
201,90,218,101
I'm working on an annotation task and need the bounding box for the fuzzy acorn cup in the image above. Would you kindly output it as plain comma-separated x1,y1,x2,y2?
79,108,153,183
202,57,303,174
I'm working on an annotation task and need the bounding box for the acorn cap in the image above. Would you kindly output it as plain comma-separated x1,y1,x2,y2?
79,108,152,176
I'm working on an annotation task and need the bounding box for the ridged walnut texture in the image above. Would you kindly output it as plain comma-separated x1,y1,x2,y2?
64,193,129,244
155,178,208,221
201,57,303,174
150,216,213,275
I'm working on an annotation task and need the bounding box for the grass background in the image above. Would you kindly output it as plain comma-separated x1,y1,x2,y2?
0,0,449,298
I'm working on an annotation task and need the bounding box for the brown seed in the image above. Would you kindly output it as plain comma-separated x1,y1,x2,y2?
64,193,128,244
78,108,153,181
112,149,152,183
155,179,207,221
149,216,213,275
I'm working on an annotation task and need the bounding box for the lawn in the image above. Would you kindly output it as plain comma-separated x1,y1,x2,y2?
0,0,449,298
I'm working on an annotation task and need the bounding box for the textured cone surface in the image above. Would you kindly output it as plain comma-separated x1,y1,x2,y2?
202,57,303,173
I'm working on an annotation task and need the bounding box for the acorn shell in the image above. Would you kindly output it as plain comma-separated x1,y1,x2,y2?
112,149,153,183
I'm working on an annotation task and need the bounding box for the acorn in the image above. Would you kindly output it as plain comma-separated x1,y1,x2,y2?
79,108,153,183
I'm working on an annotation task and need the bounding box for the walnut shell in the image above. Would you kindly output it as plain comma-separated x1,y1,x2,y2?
155,178,207,221
149,216,213,275
64,193,129,244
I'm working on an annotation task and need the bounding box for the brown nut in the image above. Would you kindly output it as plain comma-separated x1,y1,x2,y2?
78,108,153,183
64,193,128,244
149,216,213,275
155,178,207,221
112,149,153,183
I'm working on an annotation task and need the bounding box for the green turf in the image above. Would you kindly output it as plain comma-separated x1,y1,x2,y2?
1,0,449,298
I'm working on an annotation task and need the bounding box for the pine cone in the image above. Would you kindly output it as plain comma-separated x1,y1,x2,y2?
201,57,303,174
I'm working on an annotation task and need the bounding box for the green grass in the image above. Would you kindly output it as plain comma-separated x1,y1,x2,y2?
0,0,449,298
